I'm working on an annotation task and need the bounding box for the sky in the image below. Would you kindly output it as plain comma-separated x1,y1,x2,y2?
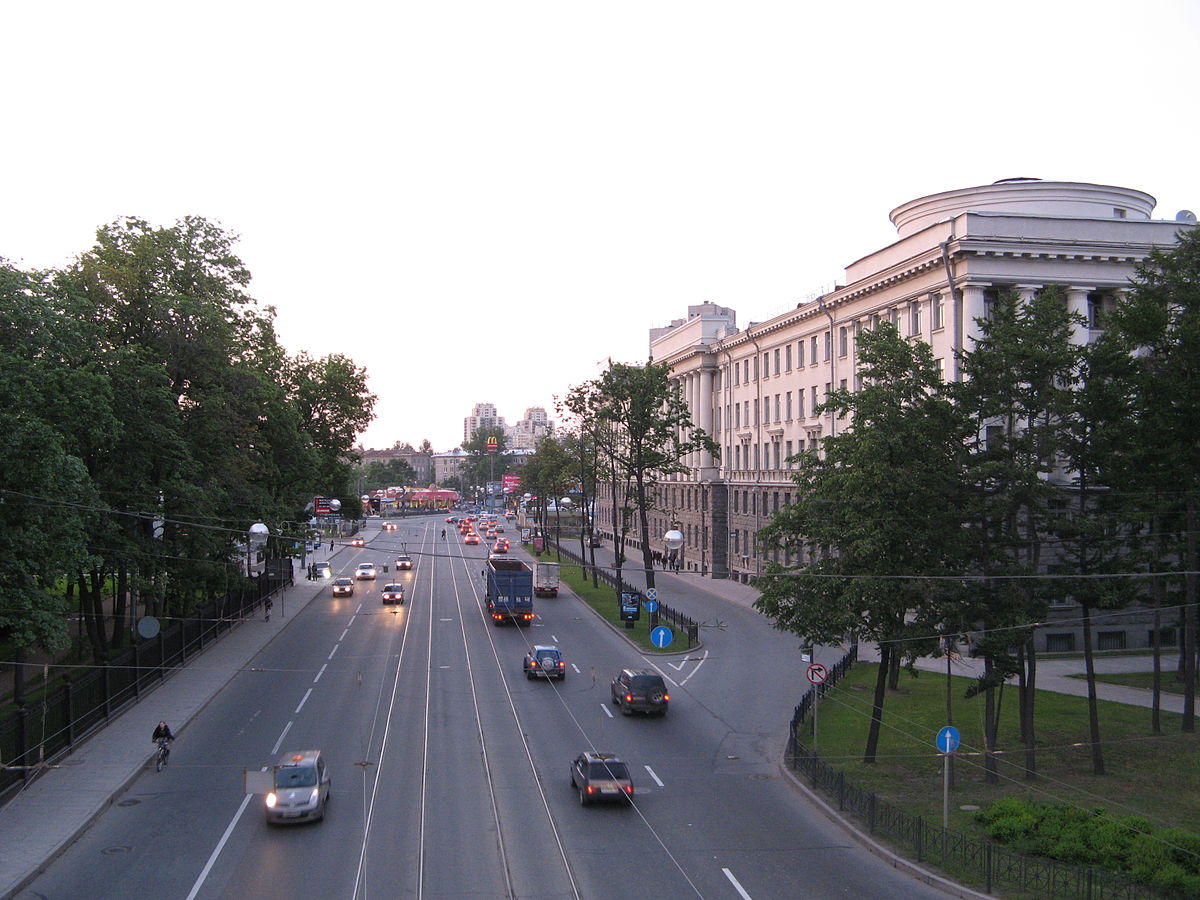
4,1,1198,452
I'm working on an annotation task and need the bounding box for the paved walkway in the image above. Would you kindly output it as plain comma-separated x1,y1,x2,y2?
0,535,1188,898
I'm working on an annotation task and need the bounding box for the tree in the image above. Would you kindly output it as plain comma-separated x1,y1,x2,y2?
592,361,717,594
756,323,972,764
1100,225,1200,731
951,288,1080,780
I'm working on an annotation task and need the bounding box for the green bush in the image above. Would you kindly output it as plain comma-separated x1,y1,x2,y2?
978,800,1200,894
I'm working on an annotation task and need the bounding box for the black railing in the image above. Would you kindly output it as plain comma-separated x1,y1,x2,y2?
785,650,1178,900
548,541,699,648
0,572,289,806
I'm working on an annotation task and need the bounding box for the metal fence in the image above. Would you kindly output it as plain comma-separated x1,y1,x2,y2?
785,653,1178,900
547,541,699,649
0,572,288,806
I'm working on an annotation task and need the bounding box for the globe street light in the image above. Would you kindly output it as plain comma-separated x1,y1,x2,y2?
248,522,269,577
663,527,684,572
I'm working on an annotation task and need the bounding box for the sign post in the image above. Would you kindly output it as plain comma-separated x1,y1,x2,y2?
806,661,828,754
936,725,960,831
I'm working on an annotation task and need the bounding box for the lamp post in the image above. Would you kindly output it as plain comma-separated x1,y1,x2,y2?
248,522,269,577
663,526,684,573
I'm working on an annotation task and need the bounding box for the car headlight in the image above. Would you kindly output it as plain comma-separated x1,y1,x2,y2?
266,792,277,808
310,788,320,805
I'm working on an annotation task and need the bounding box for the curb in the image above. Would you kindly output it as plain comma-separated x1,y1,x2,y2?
778,763,995,900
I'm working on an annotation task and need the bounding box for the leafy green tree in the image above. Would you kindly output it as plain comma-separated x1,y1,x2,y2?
593,360,717,594
756,323,972,764
951,288,1080,780
462,428,509,501
1100,225,1200,731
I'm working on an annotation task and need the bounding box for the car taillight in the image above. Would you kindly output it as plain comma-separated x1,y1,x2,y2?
585,785,595,794
624,785,634,795
529,660,538,668
663,694,670,701
558,661,566,668
624,694,633,703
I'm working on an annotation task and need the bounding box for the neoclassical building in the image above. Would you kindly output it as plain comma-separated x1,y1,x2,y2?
598,179,1194,649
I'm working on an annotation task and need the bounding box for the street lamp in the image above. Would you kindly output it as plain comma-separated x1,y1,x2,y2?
248,522,269,577
663,527,684,572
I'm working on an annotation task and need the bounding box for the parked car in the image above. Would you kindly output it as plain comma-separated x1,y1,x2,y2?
331,577,354,597
523,645,567,680
611,668,670,716
570,751,633,806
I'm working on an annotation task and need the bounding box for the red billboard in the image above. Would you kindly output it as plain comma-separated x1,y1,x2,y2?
502,474,521,493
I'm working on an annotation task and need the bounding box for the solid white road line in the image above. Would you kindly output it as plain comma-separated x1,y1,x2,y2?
723,867,753,899
185,793,253,900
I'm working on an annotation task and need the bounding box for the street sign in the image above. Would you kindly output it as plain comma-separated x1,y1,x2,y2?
644,587,657,601
644,599,659,613
651,625,673,648
936,725,960,754
806,663,828,684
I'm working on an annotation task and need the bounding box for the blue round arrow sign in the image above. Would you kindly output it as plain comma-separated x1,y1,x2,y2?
644,599,659,613
650,625,673,648
936,725,960,753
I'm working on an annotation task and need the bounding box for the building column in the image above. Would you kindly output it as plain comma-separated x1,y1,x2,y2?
960,282,989,356
697,368,716,476
1066,286,1096,346
1016,284,1042,306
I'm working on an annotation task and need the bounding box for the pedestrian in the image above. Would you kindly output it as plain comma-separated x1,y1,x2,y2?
265,597,273,621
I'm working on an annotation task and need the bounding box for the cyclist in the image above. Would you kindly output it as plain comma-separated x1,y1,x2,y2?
441,528,447,539
152,721,174,765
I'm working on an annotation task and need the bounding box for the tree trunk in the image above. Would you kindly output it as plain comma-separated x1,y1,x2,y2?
1022,636,1038,780
1152,601,1162,735
887,645,901,690
863,643,891,764
634,474,656,593
1080,602,1105,775
983,656,998,785
1184,498,1197,733
110,567,128,649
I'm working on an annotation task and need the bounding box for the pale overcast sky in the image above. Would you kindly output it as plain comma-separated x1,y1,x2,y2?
4,1,1197,452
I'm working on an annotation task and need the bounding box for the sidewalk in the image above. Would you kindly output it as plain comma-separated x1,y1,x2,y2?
0,566,333,899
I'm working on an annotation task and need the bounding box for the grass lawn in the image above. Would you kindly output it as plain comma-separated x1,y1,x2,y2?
809,663,1200,841
531,550,681,653
1066,670,1188,695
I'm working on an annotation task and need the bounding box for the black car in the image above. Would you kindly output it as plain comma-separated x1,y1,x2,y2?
570,751,633,806
523,645,567,680
611,668,670,716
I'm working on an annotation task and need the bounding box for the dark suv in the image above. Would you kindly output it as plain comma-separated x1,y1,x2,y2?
523,645,566,680
611,669,669,716
570,751,633,806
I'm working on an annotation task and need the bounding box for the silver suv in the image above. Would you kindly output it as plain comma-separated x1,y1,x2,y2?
570,751,633,806
611,668,670,716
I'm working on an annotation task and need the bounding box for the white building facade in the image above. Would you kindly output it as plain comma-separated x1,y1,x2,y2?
602,179,1194,652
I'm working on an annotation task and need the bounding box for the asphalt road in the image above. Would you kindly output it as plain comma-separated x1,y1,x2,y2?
17,518,952,900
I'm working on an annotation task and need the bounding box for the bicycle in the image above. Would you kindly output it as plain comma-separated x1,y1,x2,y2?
154,737,172,771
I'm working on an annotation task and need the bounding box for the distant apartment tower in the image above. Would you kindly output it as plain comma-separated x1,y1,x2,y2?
464,402,506,445
510,406,552,450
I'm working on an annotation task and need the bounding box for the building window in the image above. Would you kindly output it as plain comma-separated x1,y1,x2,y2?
934,358,944,381
810,336,818,363
823,331,832,361
785,344,792,370
1046,633,1076,653
753,398,759,425
910,302,922,336
870,312,881,330
775,394,781,421
785,440,792,464
839,378,847,392
854,373,863,392
797,391,804,419
734,444,740,469
1148,627,1177,647
810,385,818,412
773,348,780,375
1098,631,1127,651
931,293,944,331
889,307,899,327
735,405,741,429
786,391,792,420
753,444,760,469
838,326,848,357
762,397,769,425
743,359,750,383
797,340,805,367
773,442,780,469
715,407,721,433
733,363,739,386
